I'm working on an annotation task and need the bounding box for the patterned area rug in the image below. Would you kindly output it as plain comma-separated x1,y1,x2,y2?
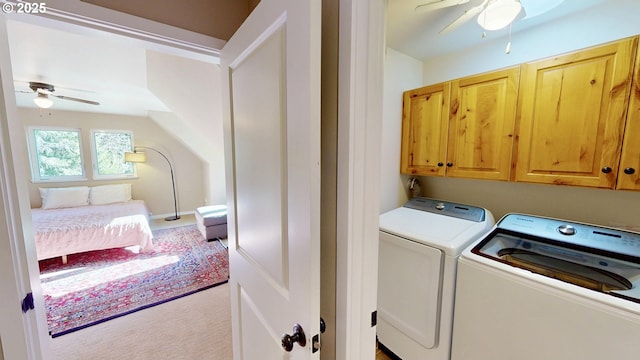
39,225,229,337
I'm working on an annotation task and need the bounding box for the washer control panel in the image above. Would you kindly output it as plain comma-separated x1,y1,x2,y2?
497,213,640,260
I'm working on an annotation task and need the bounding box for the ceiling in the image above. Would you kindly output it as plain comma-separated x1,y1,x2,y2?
4,0,618,115
7,18,211,116
386,0,610,61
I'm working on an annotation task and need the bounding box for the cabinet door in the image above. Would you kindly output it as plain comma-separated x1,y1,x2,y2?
400,83,450,176
515,37,637,188
447,68,519,180
617,45,640,190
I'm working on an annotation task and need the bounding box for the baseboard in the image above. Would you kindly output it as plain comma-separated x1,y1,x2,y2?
149,210,195,220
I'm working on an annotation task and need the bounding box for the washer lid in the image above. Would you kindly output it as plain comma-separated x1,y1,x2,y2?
471,213,640,304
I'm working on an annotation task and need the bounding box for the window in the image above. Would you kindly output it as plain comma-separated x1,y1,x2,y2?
90,129,136,180
27,127,86,182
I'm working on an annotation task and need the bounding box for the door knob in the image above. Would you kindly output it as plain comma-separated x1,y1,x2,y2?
601,166,612,174
624,167,636,175
281,323,306,352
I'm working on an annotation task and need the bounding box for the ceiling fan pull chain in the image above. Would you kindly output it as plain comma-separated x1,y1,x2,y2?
505,22,513,54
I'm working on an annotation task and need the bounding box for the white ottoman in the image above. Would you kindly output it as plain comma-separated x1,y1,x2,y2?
195,205,227,240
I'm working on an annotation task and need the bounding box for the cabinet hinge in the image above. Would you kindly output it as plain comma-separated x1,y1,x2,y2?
371,310,377,327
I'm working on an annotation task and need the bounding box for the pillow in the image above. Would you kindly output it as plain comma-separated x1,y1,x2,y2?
40,186,90,209
89,184,132,205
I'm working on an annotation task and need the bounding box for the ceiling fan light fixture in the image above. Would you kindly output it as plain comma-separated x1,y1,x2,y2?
477,0,522,31
33,93,53,108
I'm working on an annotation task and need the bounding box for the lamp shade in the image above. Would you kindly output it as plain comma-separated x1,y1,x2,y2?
124,151,146,163
33,93,53,108
477,0,522,31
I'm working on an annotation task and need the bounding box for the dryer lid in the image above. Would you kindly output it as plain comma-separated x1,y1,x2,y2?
379,201,494,255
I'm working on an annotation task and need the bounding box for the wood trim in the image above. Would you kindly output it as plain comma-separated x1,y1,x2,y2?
16,0,225,62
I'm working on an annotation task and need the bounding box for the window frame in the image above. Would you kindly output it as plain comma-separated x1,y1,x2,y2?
90,129,137,180
26,126,87,183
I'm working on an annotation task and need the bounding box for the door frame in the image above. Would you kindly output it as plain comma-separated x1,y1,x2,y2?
0,0,384,358
334,0,384,358
0,13,51,359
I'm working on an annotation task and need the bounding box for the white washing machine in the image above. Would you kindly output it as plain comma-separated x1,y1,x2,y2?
377,197,494,360
452,213,640,360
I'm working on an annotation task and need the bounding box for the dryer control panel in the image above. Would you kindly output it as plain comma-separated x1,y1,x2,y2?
403,197,486,222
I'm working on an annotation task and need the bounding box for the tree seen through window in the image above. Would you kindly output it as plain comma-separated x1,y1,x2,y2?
93,130,134,178
33,129,83,179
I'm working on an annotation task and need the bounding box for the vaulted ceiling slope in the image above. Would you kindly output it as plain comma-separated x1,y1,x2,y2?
7,18,223,166
8,19,172,116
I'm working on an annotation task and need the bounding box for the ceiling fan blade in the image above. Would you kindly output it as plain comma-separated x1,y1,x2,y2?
415,0,470,12
439,0,488,34
52,94,100,106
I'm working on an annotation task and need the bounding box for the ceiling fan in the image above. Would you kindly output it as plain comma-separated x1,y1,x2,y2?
416,0,532,34
18,82,100,109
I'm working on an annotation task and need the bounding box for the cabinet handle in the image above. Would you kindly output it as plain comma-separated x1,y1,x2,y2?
437,162,444,167
601,166,612,174
446,162,453,167
624,167,636,175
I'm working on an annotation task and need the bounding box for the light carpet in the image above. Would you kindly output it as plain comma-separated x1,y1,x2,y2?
49,283,233,359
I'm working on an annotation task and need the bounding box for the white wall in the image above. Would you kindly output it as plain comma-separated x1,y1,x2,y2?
18,109,206,218
381,0,640,229
146,51,227,206
379,48,423,213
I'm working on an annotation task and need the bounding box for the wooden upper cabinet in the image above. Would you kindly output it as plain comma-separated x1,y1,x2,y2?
401,82,450,176
617,44,640,190
400,68,519,180
447,67,519,180
515,37,638,188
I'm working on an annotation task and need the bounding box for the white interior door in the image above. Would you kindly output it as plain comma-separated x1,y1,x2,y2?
220,0,321,358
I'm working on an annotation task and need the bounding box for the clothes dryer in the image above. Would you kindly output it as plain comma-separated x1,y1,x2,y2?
377,197,494,359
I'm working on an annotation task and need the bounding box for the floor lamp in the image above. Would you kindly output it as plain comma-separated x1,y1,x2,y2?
124,146,180,221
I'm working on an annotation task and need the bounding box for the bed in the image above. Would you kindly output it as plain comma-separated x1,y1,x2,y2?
31,184,154,263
